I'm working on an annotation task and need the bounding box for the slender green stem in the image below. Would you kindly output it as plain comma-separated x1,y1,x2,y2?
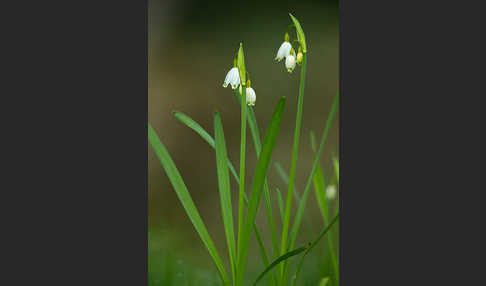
235,97,286,286
280,52,307,281
237,86,247,265
235,90,281,286
283,92,339,284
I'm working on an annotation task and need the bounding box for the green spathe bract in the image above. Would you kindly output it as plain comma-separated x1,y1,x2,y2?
237,43,246,85
289,13,307,53
148,123,230,286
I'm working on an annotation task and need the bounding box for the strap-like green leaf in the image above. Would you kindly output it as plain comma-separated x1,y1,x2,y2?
236,97,286,286
235,90,281,265
276,187,284,223
173,111,239,184
288,92,339,250
214,112,237,281
332,155,339,182
148,123,229,285
310,130,339,285
172,111,273,281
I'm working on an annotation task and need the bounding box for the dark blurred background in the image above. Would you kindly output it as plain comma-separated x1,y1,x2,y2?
149,0,338,284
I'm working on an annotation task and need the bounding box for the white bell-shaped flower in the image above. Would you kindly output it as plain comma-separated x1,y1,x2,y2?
246,87,256,106
223,67,240,89
285,55,296,73
275,41,292,62
326,185,337,200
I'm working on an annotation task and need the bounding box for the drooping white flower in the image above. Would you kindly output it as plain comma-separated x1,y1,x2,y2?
285,55,296,73
246,87,256,106
326,185,337,200
275,41,292,62
223,67,240,89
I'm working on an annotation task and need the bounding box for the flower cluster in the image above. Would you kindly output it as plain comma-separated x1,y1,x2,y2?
275,32,304,73
222,48,256,106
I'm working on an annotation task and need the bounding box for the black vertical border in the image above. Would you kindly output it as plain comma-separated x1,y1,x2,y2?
4,0,149,284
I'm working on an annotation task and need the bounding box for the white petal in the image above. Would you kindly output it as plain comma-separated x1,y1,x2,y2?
275,41,292,62
229,67,240,89
285,55,296,72
246,87,256,106
223,68,233,87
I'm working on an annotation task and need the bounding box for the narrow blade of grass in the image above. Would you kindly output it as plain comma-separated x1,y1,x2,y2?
310,130,339,285
173,111,239,184
254,223,275,286
253,246,307,286
214,112,237,283
288,93,339,250
310,130,329,223
236,97,286,286
172,111,273,284
283,92,339,279
332,155,339,182
276,187,284,223
291,213,339,286
148,123,229,285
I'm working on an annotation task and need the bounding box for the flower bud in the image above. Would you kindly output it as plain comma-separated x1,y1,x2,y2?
326,185,337,200
296,47,303,64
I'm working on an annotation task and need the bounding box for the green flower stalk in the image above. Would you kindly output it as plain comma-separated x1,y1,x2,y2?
279,13,308,283
236,43,247,272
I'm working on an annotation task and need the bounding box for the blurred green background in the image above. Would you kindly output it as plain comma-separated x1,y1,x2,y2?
149,0,339,284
